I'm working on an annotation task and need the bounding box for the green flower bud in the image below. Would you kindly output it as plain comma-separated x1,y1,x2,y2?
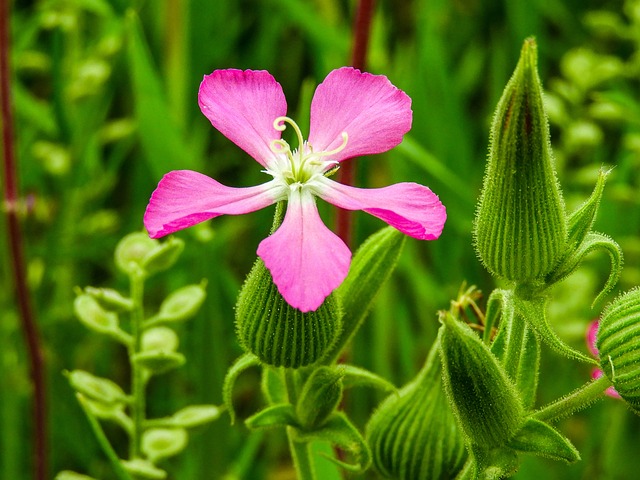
235,258,342,369
596,288,640,414
474,38,567,284
366,340,466,480
296,366,344,429
439,312,525,448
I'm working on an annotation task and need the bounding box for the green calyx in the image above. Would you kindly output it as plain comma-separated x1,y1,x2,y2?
235,202,342,368
596,288,640,414
235,258,342,369
439,312,525,449
474,37,567,284
366,338,466,480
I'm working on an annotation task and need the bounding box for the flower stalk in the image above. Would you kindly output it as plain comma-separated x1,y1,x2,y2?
337,0,376,246
129,269,146,459
0,2,48,479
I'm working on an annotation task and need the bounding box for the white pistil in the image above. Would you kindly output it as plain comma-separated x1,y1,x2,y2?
268,116,348,188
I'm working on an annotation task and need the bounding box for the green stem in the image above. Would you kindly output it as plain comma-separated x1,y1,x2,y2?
129,270,146,459
532,375,611,423
283,368,316,480
77,394,134,480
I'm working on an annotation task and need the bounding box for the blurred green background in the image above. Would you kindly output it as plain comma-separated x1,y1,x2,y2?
2,0,640,478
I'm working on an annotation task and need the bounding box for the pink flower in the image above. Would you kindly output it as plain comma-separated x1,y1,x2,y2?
144,67,446,312
586,320,620,399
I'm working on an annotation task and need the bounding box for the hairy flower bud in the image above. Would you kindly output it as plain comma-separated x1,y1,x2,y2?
596,288,640,414
235,258,342,369
474,38,567,283
366,339,466,479
439,312,524,448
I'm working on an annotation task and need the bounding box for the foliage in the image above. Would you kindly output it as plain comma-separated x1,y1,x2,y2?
2,0,640,479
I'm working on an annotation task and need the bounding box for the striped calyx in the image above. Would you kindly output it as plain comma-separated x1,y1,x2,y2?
366,339,466,479
474,37,567,283
439,312,525,448
235,258,342,369
596,288,640,414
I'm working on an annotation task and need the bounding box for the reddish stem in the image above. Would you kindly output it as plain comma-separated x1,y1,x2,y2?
0,2,48,480
336,0,375,247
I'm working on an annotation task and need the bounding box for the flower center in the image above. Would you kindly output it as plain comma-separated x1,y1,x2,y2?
267,116,347,188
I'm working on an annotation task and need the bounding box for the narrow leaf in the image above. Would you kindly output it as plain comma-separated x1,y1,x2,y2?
546,232,623,307
245,404,299,430
327,227,406,363
296,412,371,473
223,354,260,424
340,364,396,393
125,11,199,181
508,418,580,463
514,296,596,365
566,168,609,249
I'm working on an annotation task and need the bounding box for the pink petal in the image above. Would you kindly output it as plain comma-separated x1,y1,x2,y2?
591,369,621,399
198,69,287,167
257,190,351,312
316,178,446,240
308,67,412,162
586,320,600,357
144,170,281,238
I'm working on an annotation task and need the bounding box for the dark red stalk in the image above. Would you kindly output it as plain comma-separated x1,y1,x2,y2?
336,0,375,247
0,2,48,480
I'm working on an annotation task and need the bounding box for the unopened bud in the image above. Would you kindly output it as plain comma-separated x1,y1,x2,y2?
474,38,567,284
235,258,342,369
367,339,466,479
439,312,524,448
596,288,640,415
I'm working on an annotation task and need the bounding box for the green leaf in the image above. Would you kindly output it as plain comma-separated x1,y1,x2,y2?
245,404,299,430
340,364,396,393
296,366,344,429
326,226,406,364
508,418,580,463
261,366,287,405
296,412,371,473
490,294,540,410
223,354,260,424
566,168,609,249
546,232,623,307
513,296,596,364
125,11,199,181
